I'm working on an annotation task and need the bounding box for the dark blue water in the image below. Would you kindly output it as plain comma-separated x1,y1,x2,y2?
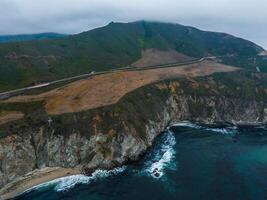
14,122,267,200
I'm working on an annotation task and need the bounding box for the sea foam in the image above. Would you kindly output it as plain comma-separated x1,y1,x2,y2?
23,166,126,194
172,121,237,135
55,166,127,191
172,121,202,129
144,129,176,179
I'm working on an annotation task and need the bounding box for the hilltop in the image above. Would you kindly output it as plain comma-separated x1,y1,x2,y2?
0,21,266,92
1,21,267,199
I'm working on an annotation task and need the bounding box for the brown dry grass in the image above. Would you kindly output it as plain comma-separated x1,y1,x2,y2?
3,60,238,115
132,49,194,67
0,111,24,125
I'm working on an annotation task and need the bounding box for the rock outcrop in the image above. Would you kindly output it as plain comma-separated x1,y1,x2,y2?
0,72,267,191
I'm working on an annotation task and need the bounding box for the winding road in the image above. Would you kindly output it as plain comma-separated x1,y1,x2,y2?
0,57,217,99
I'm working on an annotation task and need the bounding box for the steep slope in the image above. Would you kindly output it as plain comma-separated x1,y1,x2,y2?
0,70,267,199
0,21,266,92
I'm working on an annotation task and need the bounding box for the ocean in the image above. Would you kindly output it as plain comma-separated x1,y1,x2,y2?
14,122,267,200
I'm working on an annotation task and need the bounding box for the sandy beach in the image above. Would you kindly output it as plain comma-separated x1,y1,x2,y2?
0,167,80,200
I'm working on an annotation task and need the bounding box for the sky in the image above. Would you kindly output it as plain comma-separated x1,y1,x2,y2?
1,0,266,49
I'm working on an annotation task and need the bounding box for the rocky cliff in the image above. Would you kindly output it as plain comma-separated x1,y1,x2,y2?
0,71,267,192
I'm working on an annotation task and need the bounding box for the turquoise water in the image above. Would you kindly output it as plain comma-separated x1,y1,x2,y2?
14,123,267,200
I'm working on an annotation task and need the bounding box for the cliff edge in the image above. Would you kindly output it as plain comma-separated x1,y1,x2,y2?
0,68,267,199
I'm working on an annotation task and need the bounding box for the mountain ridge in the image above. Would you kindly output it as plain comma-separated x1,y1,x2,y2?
1,21,267,199
0,33,66,43
0,20,266,92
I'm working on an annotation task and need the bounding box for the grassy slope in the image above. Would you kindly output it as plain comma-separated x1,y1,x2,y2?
1,70,267,139
0,21,265,92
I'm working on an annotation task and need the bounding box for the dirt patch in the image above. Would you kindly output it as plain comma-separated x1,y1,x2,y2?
0,111,24,125
131,49,194,67
3,60,238,115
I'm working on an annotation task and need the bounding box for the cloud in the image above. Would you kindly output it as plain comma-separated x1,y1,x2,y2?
0,0,266,48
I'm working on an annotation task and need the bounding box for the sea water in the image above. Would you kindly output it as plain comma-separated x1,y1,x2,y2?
14,122,267,200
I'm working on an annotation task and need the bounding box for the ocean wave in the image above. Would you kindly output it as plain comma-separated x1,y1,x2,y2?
143,129,176,179
172,121,237,135
24,166,126,194
172,121,202,129
54,174,91,192
205,126,237,135
55,166,127,192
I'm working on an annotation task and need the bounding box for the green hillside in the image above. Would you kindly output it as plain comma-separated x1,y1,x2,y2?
0,21,265,92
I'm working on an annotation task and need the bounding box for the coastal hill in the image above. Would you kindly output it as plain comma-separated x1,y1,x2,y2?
0,21,267,92
1,65,267,199
1,21,267,199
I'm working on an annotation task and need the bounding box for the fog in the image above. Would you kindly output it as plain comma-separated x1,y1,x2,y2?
1,0,266,48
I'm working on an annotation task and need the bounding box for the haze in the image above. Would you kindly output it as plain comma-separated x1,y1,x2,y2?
1,0,266,49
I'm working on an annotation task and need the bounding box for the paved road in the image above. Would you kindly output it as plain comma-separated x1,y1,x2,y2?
0,57,216,99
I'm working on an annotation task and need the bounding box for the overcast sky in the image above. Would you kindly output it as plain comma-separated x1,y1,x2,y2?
1,0,266,49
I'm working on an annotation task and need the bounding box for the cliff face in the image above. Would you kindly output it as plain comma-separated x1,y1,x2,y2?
0,72,267,189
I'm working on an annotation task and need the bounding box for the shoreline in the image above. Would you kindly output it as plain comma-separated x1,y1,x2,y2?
0,167,80,200
1,121,266,200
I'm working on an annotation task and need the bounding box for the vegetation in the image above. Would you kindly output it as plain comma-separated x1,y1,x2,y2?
0,21,266,92
177,71,267,101
1,69,267,139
